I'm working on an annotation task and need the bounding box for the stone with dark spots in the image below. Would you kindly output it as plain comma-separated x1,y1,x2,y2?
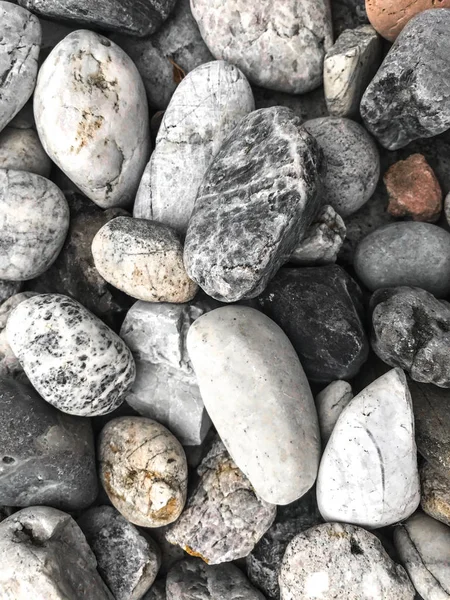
255,266,368,383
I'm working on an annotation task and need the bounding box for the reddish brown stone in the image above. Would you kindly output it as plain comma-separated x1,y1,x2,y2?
384,153,442,222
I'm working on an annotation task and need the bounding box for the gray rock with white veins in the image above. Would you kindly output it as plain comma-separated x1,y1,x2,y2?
0,127,51,176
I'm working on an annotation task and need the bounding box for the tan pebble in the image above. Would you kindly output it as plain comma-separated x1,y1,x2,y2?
420,461,450,527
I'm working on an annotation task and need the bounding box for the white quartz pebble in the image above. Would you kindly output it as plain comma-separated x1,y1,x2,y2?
315,380,353,444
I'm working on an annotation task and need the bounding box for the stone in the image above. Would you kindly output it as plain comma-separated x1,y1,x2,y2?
0,2,41,133
354,222,450,297
0,280,22,304
6,294,135,416
317,368,420,528
92,216,197,303
111,0,214,109
134,61,254,233
331,0,368,37
99,417,188,527
0,506,114,599
78,505,161,600
421,462,450,527
166,437,276,564
445,192,450,226
279,522,415,600
166,559,265,600
34,30,150,209
385,154,443,222
149,526,186,575
17,0,177,36
303,117,380,216
315,381,353,444
361,10,450,150
371,287,450,387
256,266,368,383
0,127,51,176
290,205,346,266
120,298,214,445
253,86,328,122
144,581,166,600
8,101,35,130
190,0,333,94
394,512,450,600
324,25,381,118
0,291,36,379
184,107,323,303
187,306,321,505
0,169,69,281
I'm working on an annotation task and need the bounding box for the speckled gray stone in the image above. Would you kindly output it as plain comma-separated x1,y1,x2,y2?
315,381,353,444
6,294,135,416
0,127,51,176
361,9,450,150
184,107,323,302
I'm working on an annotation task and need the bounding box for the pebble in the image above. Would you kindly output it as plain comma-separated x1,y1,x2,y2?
315,381,353,444
0,2,41,133
78,505,161,600
256,266,368,383
394,511,450,600
144,581,166,600
0,292,36,380
279,522,415,600
166,437,276,564
303,117,380,216
354,222,450,297
385,154,443,222
134,61,254,233
34,30,150,208
317,368,420,527
92,216,198,303
149,526,186,575
0,280,22,304
253,86,328,122
0,506,114,599
0,127,51,176
0,169,69,281
445,192,450,226
371,287,450,387
187,306,321,505
6,294,135,416
120,298,214,445
332,0,369,36
361,9,450,149
184,107,323,302
98,417,188,527
421,462,450,527
324,25,381,119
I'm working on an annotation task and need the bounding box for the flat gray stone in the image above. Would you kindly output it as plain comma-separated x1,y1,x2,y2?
315,380,353,444
0,127,51,176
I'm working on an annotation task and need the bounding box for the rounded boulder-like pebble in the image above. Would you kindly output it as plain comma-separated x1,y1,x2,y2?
0,127,51,176
34,30,150,208
315,380,353,444
99,417,188,528
420,462,450,527
6,294,135,416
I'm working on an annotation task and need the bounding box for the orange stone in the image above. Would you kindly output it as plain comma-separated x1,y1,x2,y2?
384,153,442,222
366,0,450,42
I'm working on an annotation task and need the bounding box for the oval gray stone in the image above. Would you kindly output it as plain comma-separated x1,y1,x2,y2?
0,127,51,176
315,380,353,444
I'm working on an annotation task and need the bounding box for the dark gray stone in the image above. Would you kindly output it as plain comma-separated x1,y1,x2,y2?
0,280,22,304
184,107,324,302
331,0,368,37
143,581,166,600
252,86,328,122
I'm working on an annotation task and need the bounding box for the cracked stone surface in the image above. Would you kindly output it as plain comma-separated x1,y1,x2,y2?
0,127,51,176
315,380,353,444
34,30,150,208
420,462,450,527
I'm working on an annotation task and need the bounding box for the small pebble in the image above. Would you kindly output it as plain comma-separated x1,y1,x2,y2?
0,280,23,305
0,292,37,380
0,127,51,176
332,0,368,36
315,381,353,444
421,462,450,527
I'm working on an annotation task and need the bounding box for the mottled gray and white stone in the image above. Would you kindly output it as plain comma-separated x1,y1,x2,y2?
6,294,135,416
0,280,22,304
280,522,415,600
0,127,51,176
354,222,450,297
394,512,450,600
0,2,41,133
184,107,323,302
315,380,353,444
324,25,381,118
92,216,197,303
187,306,321,505
190,0,333,94
134,61,254,233
34,30,150,208
303,117,379,216
421,462,450,527
78,506,161,600
0,292,36,379
0,169,69,280
166,438,276,564
361,9,450,150
317,368,420,528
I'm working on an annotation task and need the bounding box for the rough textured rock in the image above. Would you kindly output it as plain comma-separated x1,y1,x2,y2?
143,581,166,600
187,306,321,505
315,380,353,444
331,0,368,36
0,280,22,304
280,522,415,600
0,169,69,281
0,506,114,599
134,61,254,233
34,30,150,208
303,117,379,216
421,462,450,527
166,438,276,564
354,222,450,297
256,266,368,383
0,127,51,176
253,86,328,121
184,107,323,303
361,10,450,150
78,506,161,600
0,2,41,133
92,217,197,303
6,294,135,416
99,417,188,527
